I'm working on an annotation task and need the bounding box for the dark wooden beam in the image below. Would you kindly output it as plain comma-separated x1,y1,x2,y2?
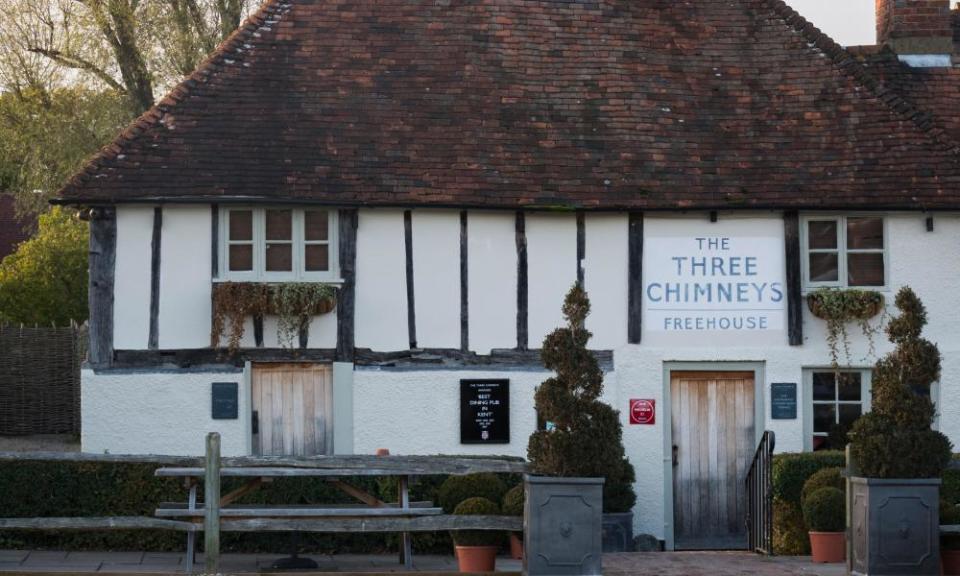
404,210,417,349
253,315,265,348
88,207,117,367
460,211,468,352
298,321,309,350
784,210,803,346
336,209,358,362
211,204,219,279
148,207,162,350
515,211,528,351
627,211,644,344
576,211,585,287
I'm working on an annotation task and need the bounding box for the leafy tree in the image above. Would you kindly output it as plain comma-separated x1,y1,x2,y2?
0,207,89,326
849,287,952,478
527,284,637,513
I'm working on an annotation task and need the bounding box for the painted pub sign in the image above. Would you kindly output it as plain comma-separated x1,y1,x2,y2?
460,379,510,444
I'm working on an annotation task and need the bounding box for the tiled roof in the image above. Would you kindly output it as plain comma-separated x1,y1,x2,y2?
56,0,960,210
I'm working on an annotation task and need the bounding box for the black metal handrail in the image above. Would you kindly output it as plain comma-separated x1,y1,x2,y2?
746,430,776,555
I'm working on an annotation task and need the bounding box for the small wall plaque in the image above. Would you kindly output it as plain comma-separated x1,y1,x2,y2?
460,379,509,444
771,382,797,420
212,382,239,420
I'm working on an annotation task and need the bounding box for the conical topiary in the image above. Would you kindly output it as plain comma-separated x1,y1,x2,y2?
849,287,952,479
527,284,637,513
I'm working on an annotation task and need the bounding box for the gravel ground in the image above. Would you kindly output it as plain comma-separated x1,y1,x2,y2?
0,434,79,452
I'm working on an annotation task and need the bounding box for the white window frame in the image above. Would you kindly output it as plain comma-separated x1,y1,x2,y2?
802,368,872,452
219,207,340,283
800,214,889,291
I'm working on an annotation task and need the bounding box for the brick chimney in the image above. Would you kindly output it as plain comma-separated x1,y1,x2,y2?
876,0,955,54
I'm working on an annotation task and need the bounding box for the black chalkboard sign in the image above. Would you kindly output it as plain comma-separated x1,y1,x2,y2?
460,379,509,444
771,382,797,420
212,382,239,420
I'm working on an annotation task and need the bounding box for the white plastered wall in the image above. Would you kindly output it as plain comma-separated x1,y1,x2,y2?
526,213,577,347
355,210,408,351
411,210,461,349
584,214,629,349
159,205,212,349
467,212,517,354
113,206,154,349
81,368,251,456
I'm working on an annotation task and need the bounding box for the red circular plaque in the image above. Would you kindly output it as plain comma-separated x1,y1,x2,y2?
630,399,656,425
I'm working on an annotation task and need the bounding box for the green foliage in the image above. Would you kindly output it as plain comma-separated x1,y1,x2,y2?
501,484,524,517
806,288,884,366
451,497,502,547
271,282,337,348
849,287,953,479
0,207,88,325
437,473,507,514
801,467,845,506
802,487,845,532
773,500,809,555
771,451,845,554
941,468,960,526
527,284,637,514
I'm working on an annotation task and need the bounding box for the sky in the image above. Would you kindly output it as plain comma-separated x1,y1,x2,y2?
784,0,876,46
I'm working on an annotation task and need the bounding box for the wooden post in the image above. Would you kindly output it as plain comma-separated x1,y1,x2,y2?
784,211,803,346
204,433,221,575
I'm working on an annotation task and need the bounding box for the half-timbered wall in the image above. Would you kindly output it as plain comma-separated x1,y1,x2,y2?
113,207,153,350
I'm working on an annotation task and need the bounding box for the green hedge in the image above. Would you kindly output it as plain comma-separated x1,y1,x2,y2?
0,460,520,554
771,451,845,555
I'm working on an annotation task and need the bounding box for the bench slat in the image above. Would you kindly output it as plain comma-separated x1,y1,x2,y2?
217,515,522,533
155,507,443,518
157,501,435,510
0,517,195,532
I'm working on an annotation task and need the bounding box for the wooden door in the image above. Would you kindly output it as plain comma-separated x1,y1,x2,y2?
252,363,333,456
671,371,755,550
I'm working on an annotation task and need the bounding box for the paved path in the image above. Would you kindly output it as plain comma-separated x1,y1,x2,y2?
0,550,846,575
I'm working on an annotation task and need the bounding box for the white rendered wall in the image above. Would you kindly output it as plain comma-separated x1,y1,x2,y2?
584,214,629,349
411,210,461,349
113,206,154,349
355,210,409,351
468,212,517,354
81,368,250,456
159,205,212,349
526,214,577,347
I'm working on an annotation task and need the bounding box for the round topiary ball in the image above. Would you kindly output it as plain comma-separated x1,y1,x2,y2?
802,487,845,533
452,497,503,547
438,473,507,513
801,467,845,506
502,484,524,517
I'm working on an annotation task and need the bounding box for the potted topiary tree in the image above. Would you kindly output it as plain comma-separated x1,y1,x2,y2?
803,486,846,563
451,497,502,573
525,284,637,575
502,484,524,559
848,287,953,576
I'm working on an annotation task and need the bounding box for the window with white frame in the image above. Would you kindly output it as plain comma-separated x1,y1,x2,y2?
804,369,872,452
803,216,886,288
221,207,338,281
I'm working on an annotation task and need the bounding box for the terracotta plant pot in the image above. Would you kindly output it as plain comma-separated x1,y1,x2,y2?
809,531,845,563
455,545,498,572
943,549,960,575
509,532,523,560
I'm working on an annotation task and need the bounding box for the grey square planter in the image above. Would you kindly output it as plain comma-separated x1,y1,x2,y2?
850,477,940,576
602,512,634,552
524,475,604,576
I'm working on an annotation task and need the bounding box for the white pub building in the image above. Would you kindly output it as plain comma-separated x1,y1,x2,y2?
56,0,960,551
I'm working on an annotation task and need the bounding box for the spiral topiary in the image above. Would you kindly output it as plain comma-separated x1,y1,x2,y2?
451,497,503,547
437,473,507,514
849,287,952,479
802,487,845,533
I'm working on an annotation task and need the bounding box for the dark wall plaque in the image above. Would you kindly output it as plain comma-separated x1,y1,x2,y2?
460,379,510,444
771,382,797,420
212,382,239,420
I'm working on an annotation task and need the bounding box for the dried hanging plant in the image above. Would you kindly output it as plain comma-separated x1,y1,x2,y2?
211,282,270,352
807,288,885,367
271,282,337,348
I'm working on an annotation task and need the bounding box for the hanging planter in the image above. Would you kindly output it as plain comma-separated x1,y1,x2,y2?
806,288,884,366
211,282,336,352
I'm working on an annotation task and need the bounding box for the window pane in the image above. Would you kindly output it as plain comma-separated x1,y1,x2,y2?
808,221,838,250
809,253,839,282
305,244,329,272
847,217,883,250
838,373,863,401
814,404,836,434
229,211,253,241
838,404,863,428
305,210,329,241
229,244,253,271
813,372,836,401
848,253,884,286
812,436,831,452
265,244,292,272
266,210,292,241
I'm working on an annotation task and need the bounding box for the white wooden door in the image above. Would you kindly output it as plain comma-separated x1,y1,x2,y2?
252,363,333,456
671,371,755,550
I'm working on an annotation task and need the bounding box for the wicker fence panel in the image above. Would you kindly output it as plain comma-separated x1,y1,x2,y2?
0,324,85,436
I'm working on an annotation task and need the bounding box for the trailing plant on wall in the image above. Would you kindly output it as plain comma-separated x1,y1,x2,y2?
211,282,336,352
848,287,952,479
806,288,884,366
527,283,637,514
